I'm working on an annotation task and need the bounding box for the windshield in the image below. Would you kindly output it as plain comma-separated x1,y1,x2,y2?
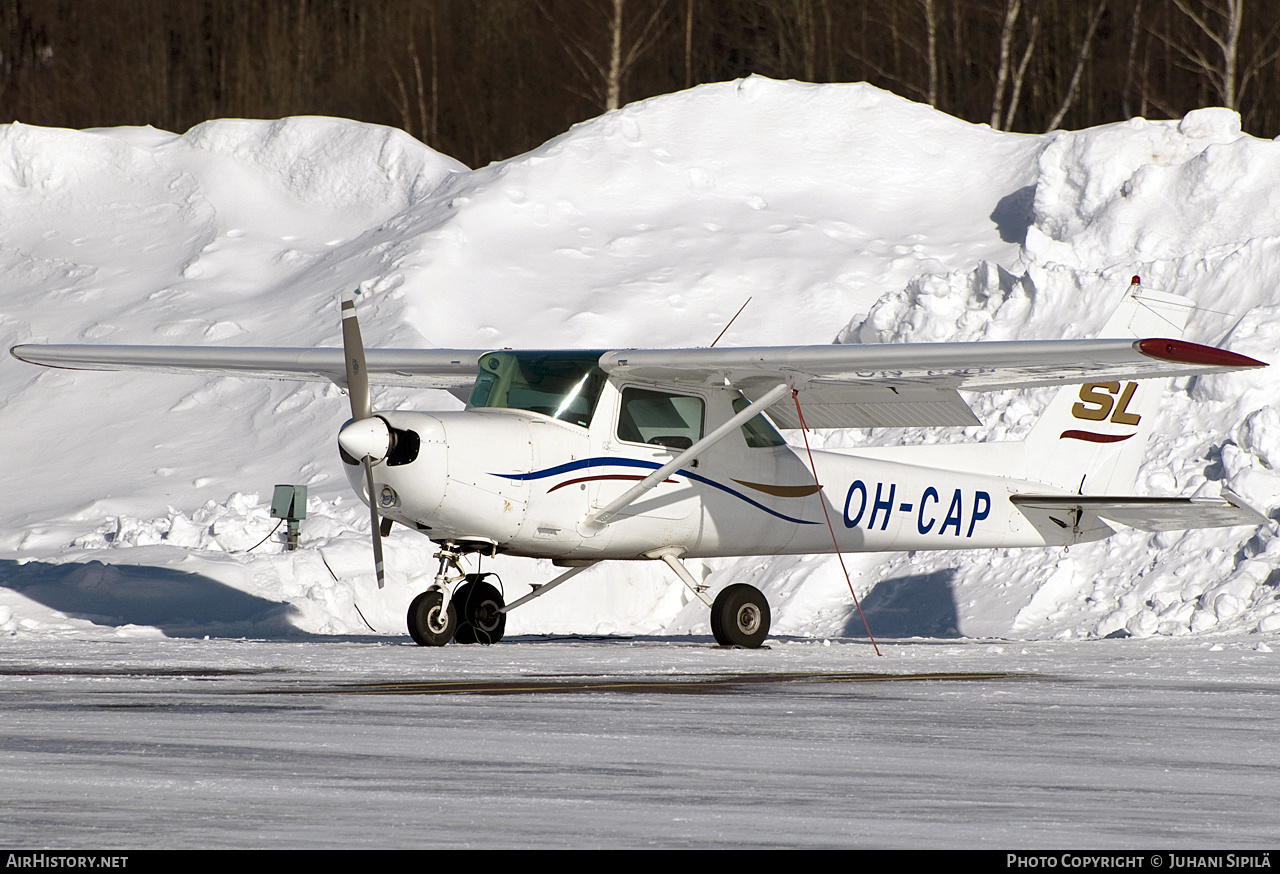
467,351,607,428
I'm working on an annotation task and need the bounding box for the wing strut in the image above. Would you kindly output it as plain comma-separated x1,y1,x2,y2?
578,382,792,535
499,564,594,613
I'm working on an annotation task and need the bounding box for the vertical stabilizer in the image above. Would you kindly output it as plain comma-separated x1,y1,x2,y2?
1022,278,1196,494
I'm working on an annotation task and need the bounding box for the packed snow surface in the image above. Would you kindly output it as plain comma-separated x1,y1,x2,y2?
3,635,1278,848
3,77,1280,648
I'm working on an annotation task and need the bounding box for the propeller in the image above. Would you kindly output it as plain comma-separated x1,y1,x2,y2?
338,292,391,589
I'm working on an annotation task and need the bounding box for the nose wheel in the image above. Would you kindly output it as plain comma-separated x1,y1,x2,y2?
406,543,508,646
406,590,457,646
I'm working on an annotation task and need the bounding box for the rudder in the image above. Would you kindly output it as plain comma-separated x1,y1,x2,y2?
1022,278,1196,495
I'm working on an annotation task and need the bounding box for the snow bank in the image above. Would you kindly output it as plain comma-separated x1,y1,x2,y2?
822,104,1280,642
1027,109,1280,269
396,77,1043,349
183,116,466,213
2,79,1278,644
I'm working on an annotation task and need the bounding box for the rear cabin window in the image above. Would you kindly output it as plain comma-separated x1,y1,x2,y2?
467,351,607,428
616,388,704,450
732,396,787,447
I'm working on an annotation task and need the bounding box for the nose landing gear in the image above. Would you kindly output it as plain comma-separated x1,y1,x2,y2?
406,542,507,646
407,590,457,646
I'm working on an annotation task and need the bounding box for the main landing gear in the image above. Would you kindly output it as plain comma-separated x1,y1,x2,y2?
710,583,771,649
651,549,771,648
404,543,772,649
452,576,507,644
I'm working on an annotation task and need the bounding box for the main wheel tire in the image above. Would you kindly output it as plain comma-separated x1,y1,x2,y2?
406,590,457,646
710,584,771,648
452,575,507,645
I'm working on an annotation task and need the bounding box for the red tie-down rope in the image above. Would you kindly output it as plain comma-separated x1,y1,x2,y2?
792,389,882,656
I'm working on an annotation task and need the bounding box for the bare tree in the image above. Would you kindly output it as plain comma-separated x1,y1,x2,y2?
844,0,943,108
684,0,694,87
1000,2,1040,130
389,2,438,145
538,0,674,111
1121,0,1143,118
990,0,1022,128
1169,0,1243,108
1044,0,1107,131
922,0,938,106
1143,0,1280,130
10,0,1280,166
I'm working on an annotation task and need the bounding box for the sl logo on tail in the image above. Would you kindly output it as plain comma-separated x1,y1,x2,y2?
1063,381,1141,443
1071,381,1141,424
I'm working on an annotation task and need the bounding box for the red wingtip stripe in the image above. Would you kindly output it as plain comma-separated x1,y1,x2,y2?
1137,338,1266,369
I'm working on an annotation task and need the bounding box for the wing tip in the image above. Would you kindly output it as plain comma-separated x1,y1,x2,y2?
9,344,81,370
1137,338,1267,369
9,343,42,363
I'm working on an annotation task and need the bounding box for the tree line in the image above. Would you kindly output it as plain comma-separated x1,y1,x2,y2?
2,0,1277,168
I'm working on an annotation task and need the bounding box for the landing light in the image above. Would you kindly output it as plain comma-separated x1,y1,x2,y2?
379,486,397,508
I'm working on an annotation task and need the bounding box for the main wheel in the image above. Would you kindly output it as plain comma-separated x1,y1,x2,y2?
452,574,507,645
406,590,457,646
710,584,771,648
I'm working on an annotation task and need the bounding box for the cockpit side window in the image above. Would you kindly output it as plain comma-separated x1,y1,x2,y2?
732,396,787,447
617,387,705,450
467,351,607,428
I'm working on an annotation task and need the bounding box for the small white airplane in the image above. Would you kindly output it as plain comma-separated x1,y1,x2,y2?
11,279,1268,647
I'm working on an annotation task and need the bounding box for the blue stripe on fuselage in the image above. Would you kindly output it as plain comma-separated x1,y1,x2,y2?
491,457,819,526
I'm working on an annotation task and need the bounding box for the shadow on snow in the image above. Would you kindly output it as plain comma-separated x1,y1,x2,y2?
844,568,962,639
0,558,316,639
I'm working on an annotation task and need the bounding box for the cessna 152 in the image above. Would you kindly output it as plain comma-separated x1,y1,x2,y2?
11,280,1268,647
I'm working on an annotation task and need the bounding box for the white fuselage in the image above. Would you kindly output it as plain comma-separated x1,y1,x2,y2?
344,379,1077,561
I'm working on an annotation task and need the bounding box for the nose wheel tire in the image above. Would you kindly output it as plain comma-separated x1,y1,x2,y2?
452,575,507,645
407,590,457,647
710,583,771,648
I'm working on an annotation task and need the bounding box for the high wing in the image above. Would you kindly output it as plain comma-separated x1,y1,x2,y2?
599,338,1265,428
11,336,1265,429
9,344,485,392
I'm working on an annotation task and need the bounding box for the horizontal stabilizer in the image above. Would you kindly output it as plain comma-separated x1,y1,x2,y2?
1010,490,1268,532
